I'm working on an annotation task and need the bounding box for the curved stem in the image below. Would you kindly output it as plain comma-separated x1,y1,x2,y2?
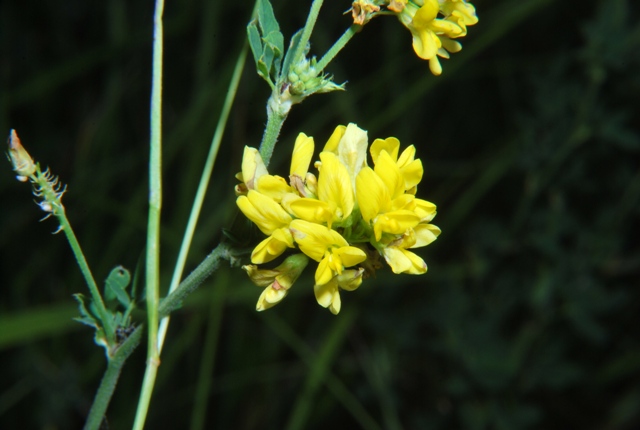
315,24,360,72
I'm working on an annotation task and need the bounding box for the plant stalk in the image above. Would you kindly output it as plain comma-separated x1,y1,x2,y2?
132,0,164,428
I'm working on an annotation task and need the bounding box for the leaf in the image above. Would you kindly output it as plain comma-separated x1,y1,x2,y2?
105,265,131,307
257,0,280,39
245,0,284,88
247,22,263,66
73,293,99,328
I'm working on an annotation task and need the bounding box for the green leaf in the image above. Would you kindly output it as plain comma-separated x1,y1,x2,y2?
257,0,280,39
73,293,110,353
247,22,263,66
73,293,99,328
105,265,131,307
246,0,284,88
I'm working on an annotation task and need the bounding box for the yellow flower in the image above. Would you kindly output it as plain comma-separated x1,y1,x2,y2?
243,254,309,311
381,225,440,274
236,190,294,264
314,268,364,315
290,219,366,286
394,0,478,75
235,123,440,314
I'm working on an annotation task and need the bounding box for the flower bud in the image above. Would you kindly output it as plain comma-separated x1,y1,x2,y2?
7,130,36,181
243,254,310,311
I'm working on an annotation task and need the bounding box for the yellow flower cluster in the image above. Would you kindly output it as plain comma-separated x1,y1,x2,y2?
392,0,478,75
236,124,440,314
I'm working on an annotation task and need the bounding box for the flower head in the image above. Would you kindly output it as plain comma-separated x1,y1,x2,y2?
394,0,478,75
236,123,440,314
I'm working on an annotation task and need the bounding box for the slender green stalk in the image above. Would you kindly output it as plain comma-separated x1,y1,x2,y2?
315,24,360,72
258,107,287,167
258,0,324,165
291,0,324,68
58,211,116,348
132,0,164,428
157,41,248,354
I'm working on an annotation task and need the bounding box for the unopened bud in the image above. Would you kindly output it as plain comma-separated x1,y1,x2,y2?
244,254,310,311
336,268,364,291
7,130,37,181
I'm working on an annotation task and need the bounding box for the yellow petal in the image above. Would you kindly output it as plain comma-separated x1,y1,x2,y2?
336,123,369,188
396,145,424,190
329,294,341,315
288,198,334,226
374,151,405,200
411,223,441,248
336,268,364,291
290,133,315,177
316,256,335,286
356,167,389,223
383,247,427,274
256,286,288,311
373,210,421,241
314,279,339,310
413,0,439,24
251,234,290,264
317,151,354,221
411,28,440,60
256,175,291,202
323,125,347,153
241,146,268,190
334,246,367,267
428,56,442,75
290,220,348,262
413,198,437,221
237,190,291,235
370,137,400,165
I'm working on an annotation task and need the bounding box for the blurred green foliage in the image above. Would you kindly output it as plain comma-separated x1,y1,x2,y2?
1,0,639,428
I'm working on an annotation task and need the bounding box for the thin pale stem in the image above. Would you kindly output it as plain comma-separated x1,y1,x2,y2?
157,41,249,354
315,24,360,72
132,0,164,428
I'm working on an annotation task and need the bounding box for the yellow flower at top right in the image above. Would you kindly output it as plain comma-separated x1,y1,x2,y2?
393,0,478,75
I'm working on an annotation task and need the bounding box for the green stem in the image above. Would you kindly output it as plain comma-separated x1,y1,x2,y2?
315,24,360,72
133,0,164,428
258,0,326,166
157,40,249,354
83,327,142,430
291,0,324,68
158,243,231,317
258,106,287,167
83,243,230,429
58,210,116,348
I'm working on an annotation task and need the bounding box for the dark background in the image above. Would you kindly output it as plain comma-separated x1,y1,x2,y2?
1,0,639,429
